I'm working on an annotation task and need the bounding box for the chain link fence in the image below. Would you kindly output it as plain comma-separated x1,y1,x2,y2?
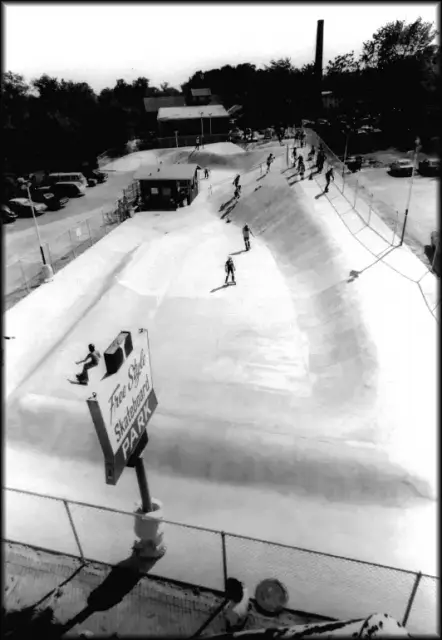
5,181,140,311
4,486,438,635
304,128,405,248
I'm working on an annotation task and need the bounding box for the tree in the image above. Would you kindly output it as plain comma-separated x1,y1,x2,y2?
361,17,438,68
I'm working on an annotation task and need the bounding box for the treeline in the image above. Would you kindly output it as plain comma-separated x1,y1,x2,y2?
2,17,439,178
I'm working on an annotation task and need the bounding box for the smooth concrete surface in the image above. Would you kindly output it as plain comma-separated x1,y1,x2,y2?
5,145,438,601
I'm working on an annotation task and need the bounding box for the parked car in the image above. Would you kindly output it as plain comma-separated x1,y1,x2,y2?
8,198,47,217
346,155,363,172
419,158,440,177
52,182,86,198
430,230,440,276
31,186,69,210
1,203,18,224
91,169,108,183
389,159,414,177
48,172,88,187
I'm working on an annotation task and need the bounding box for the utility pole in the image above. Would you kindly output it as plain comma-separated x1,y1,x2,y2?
200,112,204,148
400,137,421,246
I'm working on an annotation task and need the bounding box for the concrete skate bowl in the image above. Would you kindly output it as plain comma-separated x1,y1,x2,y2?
173,147,283,173
5,173,433,508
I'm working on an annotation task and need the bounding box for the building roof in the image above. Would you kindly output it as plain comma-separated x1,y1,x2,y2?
135,164,201,181
143,96,186,113
191,88,211,97
157,104,229,121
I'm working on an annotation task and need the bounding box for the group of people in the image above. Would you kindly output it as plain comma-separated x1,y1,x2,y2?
291,140,334,190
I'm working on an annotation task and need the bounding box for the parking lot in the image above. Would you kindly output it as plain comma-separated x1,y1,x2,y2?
5,170,138,266
352,165,438,262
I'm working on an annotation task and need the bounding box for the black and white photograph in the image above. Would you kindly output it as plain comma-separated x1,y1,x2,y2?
3,2,439,637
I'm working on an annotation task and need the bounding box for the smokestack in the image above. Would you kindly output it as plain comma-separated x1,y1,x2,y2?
314,19,324,83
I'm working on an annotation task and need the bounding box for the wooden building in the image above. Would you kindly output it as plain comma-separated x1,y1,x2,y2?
134,164,200,210
157,104,230,139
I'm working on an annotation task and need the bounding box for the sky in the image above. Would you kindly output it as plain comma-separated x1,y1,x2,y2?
4,2,439,93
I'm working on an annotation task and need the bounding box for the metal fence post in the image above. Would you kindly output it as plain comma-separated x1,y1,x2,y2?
221,531,228,592
18,260,30,294
367,193,373,227
353,178,359,209
402,572,422,627
69,229,77,258
392,210,400,245
86,218,93,247
432,237,440,273
63,500,85,562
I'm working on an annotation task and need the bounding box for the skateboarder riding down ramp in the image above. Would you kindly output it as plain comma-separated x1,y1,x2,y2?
75,344,101,385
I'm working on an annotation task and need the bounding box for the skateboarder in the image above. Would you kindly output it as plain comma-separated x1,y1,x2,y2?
234,185,242,200
204,167,210,179
233,174,240,188
308,146,316,162
292,147,297,166
316,150,325,173
298,157,305,180
195,136,200,151
242,224,254,251
225,256,236,285
76,343,101,385
266,154,274,173
300,131,306,148
324,166,335,192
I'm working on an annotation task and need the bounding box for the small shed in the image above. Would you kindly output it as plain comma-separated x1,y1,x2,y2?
134,163,201,210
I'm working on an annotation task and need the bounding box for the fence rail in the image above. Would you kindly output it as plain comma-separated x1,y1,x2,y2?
5,181,140,311
4,486,438,635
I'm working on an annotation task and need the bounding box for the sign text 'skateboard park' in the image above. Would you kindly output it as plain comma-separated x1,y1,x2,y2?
87,329,158,485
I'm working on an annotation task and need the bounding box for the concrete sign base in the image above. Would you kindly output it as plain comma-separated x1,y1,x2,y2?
133,498,166,567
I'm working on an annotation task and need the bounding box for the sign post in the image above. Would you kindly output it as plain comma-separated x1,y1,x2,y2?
86,328,164,560
135,456,152,513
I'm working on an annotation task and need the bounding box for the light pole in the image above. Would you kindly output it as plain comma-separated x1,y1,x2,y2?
175,130,179,148
342,128,350,179
25,183,47,266
400,136,421,246
208,112,212,138
200,112,204,148
24,182,54,281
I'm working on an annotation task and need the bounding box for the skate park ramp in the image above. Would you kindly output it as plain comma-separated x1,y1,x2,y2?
5,155,437,574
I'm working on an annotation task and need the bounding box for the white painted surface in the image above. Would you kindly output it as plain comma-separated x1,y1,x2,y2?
4,145,438,630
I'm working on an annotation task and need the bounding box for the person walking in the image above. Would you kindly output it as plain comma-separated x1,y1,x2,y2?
225,256,236,285
204,167,210,179
266,153,274,174
316,150,325,174
300,130,306,148
242,224,254,251
76,344,101,385
324,166,335,193
298,157,305,180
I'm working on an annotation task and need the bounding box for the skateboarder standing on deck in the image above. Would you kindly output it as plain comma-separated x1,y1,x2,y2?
242,224,254,251
324,167,335,193
76,344,101,385
225,256,236,285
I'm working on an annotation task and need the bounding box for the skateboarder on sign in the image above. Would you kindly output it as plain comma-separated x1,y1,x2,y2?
225,256,236,285
242,224,254,251
75,344,101,385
